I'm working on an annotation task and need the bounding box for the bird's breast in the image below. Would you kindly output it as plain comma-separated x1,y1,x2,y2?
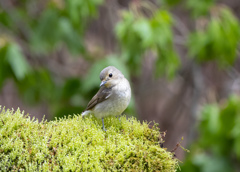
93,78,131,119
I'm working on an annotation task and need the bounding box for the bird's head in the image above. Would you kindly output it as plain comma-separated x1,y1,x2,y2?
99,66,124,88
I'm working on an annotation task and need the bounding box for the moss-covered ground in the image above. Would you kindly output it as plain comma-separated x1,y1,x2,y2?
0,107,178,171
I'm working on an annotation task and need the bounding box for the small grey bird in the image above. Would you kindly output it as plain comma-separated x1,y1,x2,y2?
82,66,131,131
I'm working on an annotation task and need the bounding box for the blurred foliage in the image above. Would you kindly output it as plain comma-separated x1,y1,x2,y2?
0,107,178,171
159,0,216,17
0,41,31,87
179,95,240,172
0,0,104,118
0,0,240,119
188,7,240,66
116,5,180,78
186,0,216,17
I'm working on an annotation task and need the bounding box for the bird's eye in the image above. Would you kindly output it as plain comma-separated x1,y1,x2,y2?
109,73,113,77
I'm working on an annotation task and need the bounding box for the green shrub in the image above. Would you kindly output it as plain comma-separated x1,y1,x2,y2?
180,95,240,172
0,107,178,171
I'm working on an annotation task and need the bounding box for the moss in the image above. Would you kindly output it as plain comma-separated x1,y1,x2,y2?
0,107,179,171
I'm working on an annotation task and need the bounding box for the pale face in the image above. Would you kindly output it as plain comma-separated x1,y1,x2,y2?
99,66,124,88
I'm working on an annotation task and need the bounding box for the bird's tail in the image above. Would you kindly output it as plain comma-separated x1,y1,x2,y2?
81,110,91,117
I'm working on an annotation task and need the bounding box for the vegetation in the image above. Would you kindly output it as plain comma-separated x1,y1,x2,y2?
180,95,240,172
0,107,178,171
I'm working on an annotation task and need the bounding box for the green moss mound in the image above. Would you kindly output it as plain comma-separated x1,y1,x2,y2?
0,107,178,171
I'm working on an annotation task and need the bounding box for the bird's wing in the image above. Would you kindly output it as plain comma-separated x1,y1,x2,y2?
85,86,112,110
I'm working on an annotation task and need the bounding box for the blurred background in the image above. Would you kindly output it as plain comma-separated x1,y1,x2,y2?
0,0,240,171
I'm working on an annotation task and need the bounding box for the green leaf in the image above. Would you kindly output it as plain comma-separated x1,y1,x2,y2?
188,8,240,67
158,0,182,6
62,78,81,99
0,44,9,88
59,18,85,54
155,49,180,79
192,153,234,172
133,18,153,47
203,104,220,134
6,43,31,80
186,0,216,17
116,9,179,78
17,69,56,105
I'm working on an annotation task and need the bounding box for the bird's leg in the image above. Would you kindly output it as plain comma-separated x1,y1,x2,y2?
102,118,106,131
116,114,122,122
118,116,121,122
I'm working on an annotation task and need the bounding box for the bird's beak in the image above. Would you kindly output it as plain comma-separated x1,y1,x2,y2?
100,80,107,87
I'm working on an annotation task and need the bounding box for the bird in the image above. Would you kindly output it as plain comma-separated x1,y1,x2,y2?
82,66,131,131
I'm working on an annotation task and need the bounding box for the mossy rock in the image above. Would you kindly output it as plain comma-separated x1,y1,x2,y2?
0,107,179,171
